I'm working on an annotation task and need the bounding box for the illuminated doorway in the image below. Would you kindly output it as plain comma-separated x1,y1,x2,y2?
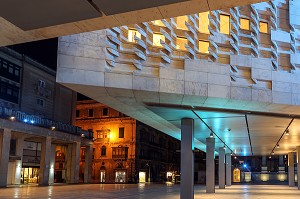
115,171,126,183
21,167,39,184
139,172,146,183
233,168,241,182
100,171,105,183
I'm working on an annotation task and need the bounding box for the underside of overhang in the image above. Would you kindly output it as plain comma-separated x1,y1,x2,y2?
0,0,267,46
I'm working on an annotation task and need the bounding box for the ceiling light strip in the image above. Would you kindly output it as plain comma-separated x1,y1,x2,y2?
244,114,254,156
270,117,294,156
192,109,236,156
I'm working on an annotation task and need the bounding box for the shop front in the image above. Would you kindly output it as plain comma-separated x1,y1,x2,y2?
21,167,39,184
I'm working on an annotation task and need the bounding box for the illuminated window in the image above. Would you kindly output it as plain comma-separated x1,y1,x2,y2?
153,33,165,47
240,18,250,30
259,21,268,33
153,20,165,26
128,29,141,43
220,14,230,35
199,12,209,34
199,40,209,54
176,37,188,50
176,15,188,30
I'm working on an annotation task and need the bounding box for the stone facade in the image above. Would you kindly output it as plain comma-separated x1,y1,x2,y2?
57,0,300,150
0,47,77,124
76,100,181,183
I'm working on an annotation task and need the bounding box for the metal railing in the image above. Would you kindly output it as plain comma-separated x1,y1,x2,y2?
0,106,93,139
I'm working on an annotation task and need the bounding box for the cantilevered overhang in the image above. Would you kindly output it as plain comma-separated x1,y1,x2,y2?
0,0,267,46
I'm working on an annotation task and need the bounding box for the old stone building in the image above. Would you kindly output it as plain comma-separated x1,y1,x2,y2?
0,47,90,187
76,100,180,183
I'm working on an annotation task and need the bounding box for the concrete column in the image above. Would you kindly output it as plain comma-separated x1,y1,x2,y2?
288,152,295,187
218,147,225,189
67,142,80,183
180,118,194,199
14,137,24,185
297,147,300,190
226,154,232,186
84,145,93,183
39,136,52,186
261,156,267,173
66,143,72,183
0,129,11,187
206,137,215,193
49,144,56,185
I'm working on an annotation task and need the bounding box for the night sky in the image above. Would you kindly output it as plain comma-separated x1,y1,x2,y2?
8,38,58,71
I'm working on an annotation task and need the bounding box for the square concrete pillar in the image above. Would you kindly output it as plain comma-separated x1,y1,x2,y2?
180,118,194,199
84,145,93,183
226,154,232,186
206,137,215,193
39,136,52,186
288,152,295,187
66,142,80,183
0,129,11,187
218,147,225,189
14,136,24,185
49,144,56,185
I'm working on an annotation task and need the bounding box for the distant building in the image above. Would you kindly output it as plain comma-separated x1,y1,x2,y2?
76,100,181,183
0,47,76,124
0,47,88,187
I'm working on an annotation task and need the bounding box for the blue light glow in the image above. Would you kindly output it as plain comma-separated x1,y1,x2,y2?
24,119,28,123
30,120,34,124
243,164,247,168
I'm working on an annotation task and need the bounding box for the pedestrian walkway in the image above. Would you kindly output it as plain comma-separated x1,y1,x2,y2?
0,184,298,199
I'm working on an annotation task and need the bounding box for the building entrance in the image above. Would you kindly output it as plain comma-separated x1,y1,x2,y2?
100,171,105,183
21,167,39,184
115,171,126,183
139,172,146,183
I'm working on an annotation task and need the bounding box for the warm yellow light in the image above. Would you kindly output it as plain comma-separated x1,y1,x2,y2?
153,33,165,47
259,22,268,33
176,37,188,50
176,15,188,30
199,40,209,54
153,20,165,26
220,14,230,35
128,29,141,43
278,174,287,182
199,12,209,34
240,18,250,30
261,174,269,182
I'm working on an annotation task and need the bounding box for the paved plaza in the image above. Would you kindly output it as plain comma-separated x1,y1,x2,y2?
0,184,298,199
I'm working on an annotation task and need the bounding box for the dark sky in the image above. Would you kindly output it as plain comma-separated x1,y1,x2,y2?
8,38,58,70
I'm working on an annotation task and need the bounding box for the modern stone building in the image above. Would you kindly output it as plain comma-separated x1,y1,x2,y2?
76,100,181,183
56,0,300,197
0,47,92,187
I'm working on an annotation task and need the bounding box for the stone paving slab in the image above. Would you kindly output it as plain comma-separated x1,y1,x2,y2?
0,184,299,199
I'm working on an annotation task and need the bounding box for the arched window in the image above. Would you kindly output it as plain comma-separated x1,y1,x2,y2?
101,146,106,156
